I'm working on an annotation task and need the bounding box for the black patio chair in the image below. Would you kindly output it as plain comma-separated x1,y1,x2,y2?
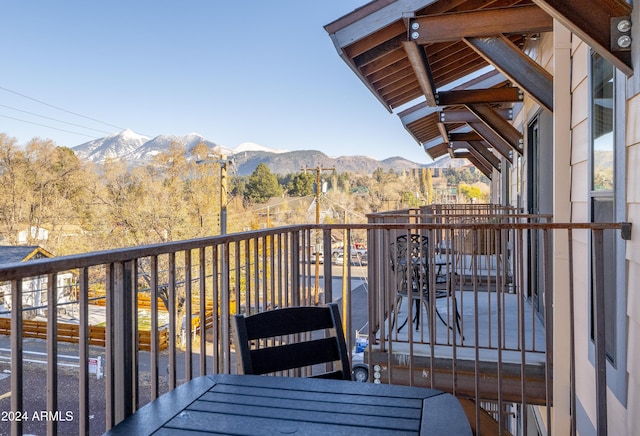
232,302,352,380
390,234,462,336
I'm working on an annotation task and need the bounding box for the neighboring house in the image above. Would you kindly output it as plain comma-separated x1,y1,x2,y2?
0,246,74,317
326,1,638,434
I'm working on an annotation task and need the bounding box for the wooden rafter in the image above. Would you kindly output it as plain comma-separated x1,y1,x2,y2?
451,140,501,171
353,34,405,68
465,146,497,173
532,0,633,76
360,48,407,77
466,140,501,171
408,5,553,44
437,122,449,143
423,142,450,159
464,36,554,112
466,103,523,154
342,20,407,59
452,125,513,163
403,41,437,106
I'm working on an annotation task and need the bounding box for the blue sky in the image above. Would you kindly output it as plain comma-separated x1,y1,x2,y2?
0,1,432,163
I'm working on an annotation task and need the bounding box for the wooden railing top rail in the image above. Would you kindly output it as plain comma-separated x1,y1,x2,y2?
367,204,523,218
0,224,313,281
368,213,554,220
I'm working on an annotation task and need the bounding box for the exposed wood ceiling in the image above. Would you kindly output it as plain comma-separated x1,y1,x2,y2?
326,0,633,171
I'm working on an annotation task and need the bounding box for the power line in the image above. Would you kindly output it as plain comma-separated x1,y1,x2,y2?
0,113,97,139
0,85,126,131
0,104,112,135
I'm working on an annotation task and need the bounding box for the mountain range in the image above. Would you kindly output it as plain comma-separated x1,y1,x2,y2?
71,129,460,176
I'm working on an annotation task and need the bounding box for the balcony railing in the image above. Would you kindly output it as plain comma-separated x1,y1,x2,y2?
0,208,631,435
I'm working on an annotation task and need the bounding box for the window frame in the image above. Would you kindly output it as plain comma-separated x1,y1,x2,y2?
587,50,627,405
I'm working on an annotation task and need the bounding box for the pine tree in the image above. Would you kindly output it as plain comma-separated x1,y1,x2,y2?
244,163,282,204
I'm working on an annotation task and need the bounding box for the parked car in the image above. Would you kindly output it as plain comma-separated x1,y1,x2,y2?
333,251,368,266
332,247,367,265
310,252,324,264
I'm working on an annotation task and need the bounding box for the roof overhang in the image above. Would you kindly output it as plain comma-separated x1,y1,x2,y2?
326,0,634,171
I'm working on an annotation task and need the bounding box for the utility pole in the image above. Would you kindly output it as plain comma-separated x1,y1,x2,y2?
220,156,230,235
302,165,335,305
197,153,233,235
196,152,233,372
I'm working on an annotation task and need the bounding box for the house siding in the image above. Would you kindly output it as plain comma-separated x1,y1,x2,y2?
566,31,640,434
519,26,639,434
626,95,640,431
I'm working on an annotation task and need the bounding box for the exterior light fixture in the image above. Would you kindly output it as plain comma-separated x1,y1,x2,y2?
617,19,632,33
611,16,632,51
618,35,632,49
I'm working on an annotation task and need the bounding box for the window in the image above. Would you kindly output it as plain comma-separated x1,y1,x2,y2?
590,52,616,362
591,53,615,192
588,50,627,403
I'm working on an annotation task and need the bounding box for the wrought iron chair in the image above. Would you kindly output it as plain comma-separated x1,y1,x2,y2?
232,302,352,380
390,234,462,336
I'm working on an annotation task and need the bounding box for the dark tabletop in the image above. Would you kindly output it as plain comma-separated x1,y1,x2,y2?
106,374,471,435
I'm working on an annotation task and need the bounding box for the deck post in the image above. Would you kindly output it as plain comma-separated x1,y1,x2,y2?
110,261,136,427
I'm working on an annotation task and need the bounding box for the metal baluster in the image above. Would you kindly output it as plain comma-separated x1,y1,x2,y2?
184,250,193,382
78,268,90,436
10,279,23,436
150,256,159,399
592,229,607,436
46,273,58,436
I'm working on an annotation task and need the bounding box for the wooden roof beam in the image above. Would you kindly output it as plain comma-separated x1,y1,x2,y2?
464,36,554,112
436,87,524,106
437,122,449,144
470,141,501,172
466,103,523,154
408,5,553,44
463,145,497,174
403,41,437,106
532,0,633,76
439,108,513,123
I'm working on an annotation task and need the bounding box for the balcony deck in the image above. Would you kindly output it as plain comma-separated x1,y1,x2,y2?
0,208,628,435
369,289,548,404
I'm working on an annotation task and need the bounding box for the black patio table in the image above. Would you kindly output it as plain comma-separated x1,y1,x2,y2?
105,374,472,435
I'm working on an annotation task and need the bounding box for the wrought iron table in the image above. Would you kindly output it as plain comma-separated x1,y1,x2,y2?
106,374,471,435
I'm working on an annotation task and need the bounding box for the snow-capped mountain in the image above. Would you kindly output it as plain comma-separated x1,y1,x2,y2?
71,130,270,165
135,133,223,162
234,142,287,154
72,129,151,163
71,129,429,175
